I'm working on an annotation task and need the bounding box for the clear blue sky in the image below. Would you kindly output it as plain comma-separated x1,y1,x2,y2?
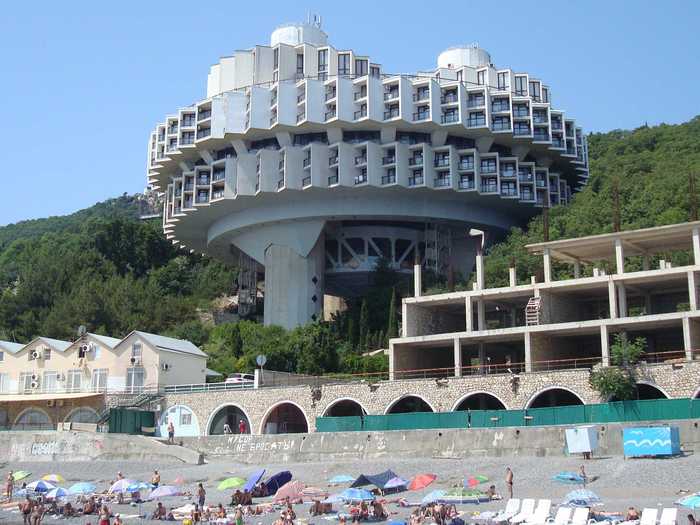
1,1,698,227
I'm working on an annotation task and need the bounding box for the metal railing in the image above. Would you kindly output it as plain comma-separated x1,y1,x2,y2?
383,109,399,120
197,109,211,121
383,91,399,101
382,156,396,165
302,176,312,187
381,174,396,185
412,112,429,121
328,174,339,185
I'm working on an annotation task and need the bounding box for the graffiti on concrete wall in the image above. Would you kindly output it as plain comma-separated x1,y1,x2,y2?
210,434,297,455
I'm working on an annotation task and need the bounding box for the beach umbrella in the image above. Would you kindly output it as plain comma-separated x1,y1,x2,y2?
126,482,153,493
274,480,305,502
42,474,65,484
243,469,266,492
68,482,96,495
45,487,69,500
552,472,585,485
109,479,138,494
339,488,375,502
149,485,182,500
329,474,355,485
218,477,246,491
422,490,447,505
322,493,346,504
676,494,700,509
26,480,55,493
408,474,436,491
563,489,602,507
13,471,32,481
385,477,408,489
465,474,489,488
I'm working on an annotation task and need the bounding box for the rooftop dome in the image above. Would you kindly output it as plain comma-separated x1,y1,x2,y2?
437,45,491,69
270,22,328,47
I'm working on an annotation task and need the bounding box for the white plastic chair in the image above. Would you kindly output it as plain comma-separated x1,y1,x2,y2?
659,508,677,525
494,499,521,523
525,500,552,525
570,507,590,525
640,509,658,525
547,507,572,525
511,498,536,524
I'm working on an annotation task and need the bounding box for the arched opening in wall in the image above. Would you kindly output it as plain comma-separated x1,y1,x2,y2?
387,395,433,414
14,408,52,430
65,407,99,424
528,388,584,409
209,405,251,435
693,387,700,399
609,383,669,402
324,399,367,417
454,393,506,411
262,403,308,434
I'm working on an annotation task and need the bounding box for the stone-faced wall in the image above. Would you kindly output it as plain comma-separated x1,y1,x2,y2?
0,394,104,428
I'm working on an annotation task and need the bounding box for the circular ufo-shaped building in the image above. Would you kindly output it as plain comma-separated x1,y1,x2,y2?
146,21,588,330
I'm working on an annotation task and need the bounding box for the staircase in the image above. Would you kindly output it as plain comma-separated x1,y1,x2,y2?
525,296,542,326
97,392,164,425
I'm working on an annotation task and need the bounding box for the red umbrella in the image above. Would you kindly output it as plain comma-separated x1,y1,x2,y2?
408,474,437,491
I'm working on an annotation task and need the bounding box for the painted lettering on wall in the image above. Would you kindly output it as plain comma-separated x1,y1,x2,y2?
30,441,59,456
211,435,296,455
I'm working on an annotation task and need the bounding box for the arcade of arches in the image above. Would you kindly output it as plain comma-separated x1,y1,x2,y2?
209,405,251,435
324,399,367,417
387,396,433,414
262,403,308,434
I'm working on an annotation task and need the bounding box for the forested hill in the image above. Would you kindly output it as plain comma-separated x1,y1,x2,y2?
484,116,700,286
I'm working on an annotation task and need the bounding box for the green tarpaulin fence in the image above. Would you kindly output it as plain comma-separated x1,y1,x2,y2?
316,398,700,432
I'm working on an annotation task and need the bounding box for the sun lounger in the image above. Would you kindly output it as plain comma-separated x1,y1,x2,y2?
524,499,552,525
511,499,536,524
494,499,521,523
570,507,590,525
547,507,572,525
659,508,677,525
640,509,658,525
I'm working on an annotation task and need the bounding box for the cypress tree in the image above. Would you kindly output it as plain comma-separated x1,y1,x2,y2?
358,298,369,351
386,287,398,342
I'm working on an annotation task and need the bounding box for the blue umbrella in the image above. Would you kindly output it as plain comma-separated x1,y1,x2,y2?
329,475,355,485
340,488,375,502
127,482,154,493
243,469,266,492
68,482,96,495
552,472,585,485
676,494,700,509
26,480,55,493
384,477,408,489
46,487,69,500
323,493,346,504
563,489,602,507
422,490,447,505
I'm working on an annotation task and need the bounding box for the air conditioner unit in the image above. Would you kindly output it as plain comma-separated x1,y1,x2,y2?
47,400,55,407
161,363,171,372
130,357,141,366
58,374,65,382
31,374,38,381
31,350,41,360
31,380,39,390
87,343,96,353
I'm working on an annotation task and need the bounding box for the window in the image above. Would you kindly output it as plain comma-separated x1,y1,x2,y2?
126,367,145,393
296,54,304,77
542,87,549,103
529,81,541,101
15,409,50,429
0,373,8,393
19,372,33,393
514,76,527,96
338,53,351,76
180,411,192,426
42,348,51,360
66,369,82,392
476,70,485,85
480,158,497,173
91,368,108,392
0,351,3,361
317,49,328,80
42,371,58,393
497,72,508,90
273,47,279,70
370,65,380,78
66,408,98,424
131,343,142,359
354,58,368,77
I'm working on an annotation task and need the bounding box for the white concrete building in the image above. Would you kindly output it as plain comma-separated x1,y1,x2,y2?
146,20,588,330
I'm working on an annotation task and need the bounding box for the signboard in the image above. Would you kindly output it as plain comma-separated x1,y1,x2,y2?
623,426,681,458
565,425,598,454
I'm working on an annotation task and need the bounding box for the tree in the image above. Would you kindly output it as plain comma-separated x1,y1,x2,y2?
358,298,369,351
386,287,398,343
589,333,646,400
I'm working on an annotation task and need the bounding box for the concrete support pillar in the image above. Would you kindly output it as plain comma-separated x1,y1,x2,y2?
600,324,610,366
608,280,618,319
413,264,422,297
614,238,625,274
644,294,652,316
617,282,628,318
682,317,693,362
688,271,698,311
693,227,700,266
509,267,517,287
573,260,581,279
475,253,485,290
478,343,486,373
642,256,650,271
453,338,462,377
524,332,533,373
465,297,473,332
543,248,552,283
477,299,486,331
388,341,396,380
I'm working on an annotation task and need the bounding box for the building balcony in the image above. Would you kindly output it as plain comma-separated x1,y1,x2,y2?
196,177,210,186
180,137,194,145
413,92,429,102
354,108,367,119
184,183,194,191
552,121,563,131
325,90,337,101
196,128,211,139
408,175,424,187
459,161,474,171
552,139,565,148
212,171,225,182
181,117,195,127
491,104,510,113
328,174,339,186
196,194,209,204
467,98,485,108
297,93,306,103
382,156,396,165
302,176,312,188
297,112,306,123
384,91,399,101
481,183,498,193
467,118,486,128
441,113,458,124
520,190,534,200
408,155,423,167
413,112,429,121
459,177,475,190
277,179,285,190
381,173,396,185
434,157,450,168
325,109,337,120
329,155,339,166
212,190,225,199
354,173,368,185
501,186,518,197
534,132,550,142
354,91,367,101
354,155,367,166
384,109,399,120
434,176,451,188
303,157,311,168
514,127,531,136
197,109,211,121
500,169,517,179
441,93,458,104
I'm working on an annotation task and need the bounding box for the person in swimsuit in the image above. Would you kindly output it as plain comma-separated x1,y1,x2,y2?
98,504,111,525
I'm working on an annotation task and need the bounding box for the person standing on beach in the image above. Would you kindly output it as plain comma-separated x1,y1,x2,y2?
196,483,206,508
167,420,175,444
5,471,13,501
505,467,513,499
151,470,161,488
579,465,588,488
238,419,247,434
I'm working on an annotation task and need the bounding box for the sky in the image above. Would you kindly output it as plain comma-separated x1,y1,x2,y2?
1,0,699,226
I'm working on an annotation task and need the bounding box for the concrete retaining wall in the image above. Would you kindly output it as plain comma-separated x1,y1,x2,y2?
180,419,700,463
1,431,203,464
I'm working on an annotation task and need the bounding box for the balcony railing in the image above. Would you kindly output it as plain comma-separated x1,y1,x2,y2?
212,171,226,182
354,155,367,166
552,139,565,148
354,173,368,185
501,187,518,197
492,104,510,113
196,195,209,203
383,91,399,101
180,137,194,145
459,161,474,170
384,109,399,120
302,157,311,168
408,175,424,186
513,127,531,136
467,118,486,127
328,156,339,166
196,177,210,186
534,133,550,142
441,93,458,104
441,113,458,124
212,190,225,199
197,109,211,121
500,169,517,179
408,155,423,166
381,173,396,185
354,109,367,119
297,112,305,122
328,174,339,185
184,183,194,191
413,112,429,121
196,128,211,139
434,176,451,188
434,157,450,168
520,190,534,200
492,122,511,132
551,121,563,130
325,109,336,120
181,117,195,127
459,177,475,189
481,183,498,193
382,156,395,165
413,92,429,102
302,176,312,187
297,93,306,103
467,98,485,108
277,179,285,190
354,91,367,100
325,90,337,101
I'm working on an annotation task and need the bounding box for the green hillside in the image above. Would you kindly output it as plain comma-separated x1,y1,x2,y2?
0,116,697,377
